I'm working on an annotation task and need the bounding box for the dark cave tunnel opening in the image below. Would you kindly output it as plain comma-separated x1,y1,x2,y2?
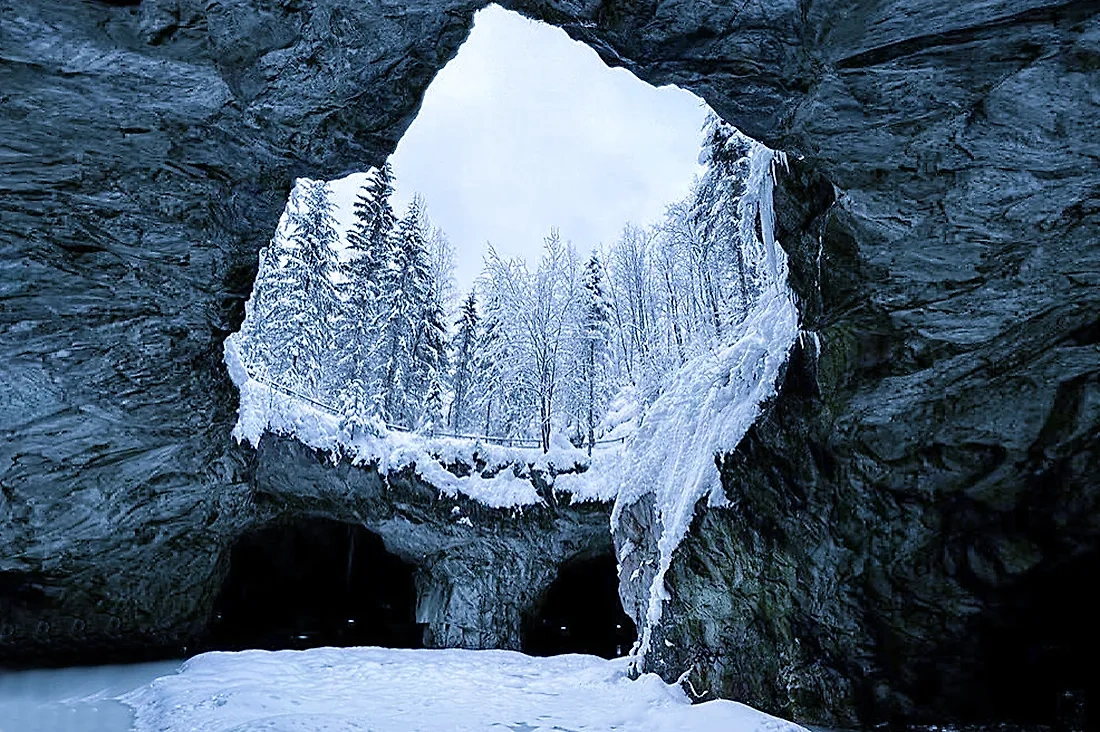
976,547,1099,729
522,553,636,659
208,518,424,652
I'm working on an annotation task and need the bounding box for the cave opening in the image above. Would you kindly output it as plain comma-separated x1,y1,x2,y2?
209,518,423,652
224,2,721,456
978,547,1099,729
522,554,636,659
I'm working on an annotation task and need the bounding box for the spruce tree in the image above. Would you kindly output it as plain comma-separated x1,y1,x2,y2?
338,165,397,421
692,114,754,329
410,293,449,429
245,232,290,380
261,179,339,397
421,371,446,434
579,252,612,454
469,307,506,438
449,291,480,433
376,197,432,426
345,163,396,292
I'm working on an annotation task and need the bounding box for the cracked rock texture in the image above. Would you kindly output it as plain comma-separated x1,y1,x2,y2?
2,0,1098,727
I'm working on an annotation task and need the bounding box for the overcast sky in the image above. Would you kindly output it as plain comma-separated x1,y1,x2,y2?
331,4,708,292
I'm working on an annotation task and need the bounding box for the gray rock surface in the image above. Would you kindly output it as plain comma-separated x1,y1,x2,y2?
0,0,482,663
598,3,1100,726
2,0,1098,727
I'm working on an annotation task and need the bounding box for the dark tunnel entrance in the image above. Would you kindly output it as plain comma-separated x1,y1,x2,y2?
978,547,1099,729
522,554,636,659
209,518,424,652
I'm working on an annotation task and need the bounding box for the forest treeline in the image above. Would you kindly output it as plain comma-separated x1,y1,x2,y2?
237,116,774,452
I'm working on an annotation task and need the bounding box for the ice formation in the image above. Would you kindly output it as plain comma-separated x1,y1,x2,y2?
610,143,798,666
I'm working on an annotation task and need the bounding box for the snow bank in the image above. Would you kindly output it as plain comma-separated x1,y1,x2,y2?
225,333,604,508
122,647,809,732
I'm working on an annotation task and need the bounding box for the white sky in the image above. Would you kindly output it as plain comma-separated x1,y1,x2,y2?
330,4,708,292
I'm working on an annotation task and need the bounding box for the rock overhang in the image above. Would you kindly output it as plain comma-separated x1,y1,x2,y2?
2,0,1098,727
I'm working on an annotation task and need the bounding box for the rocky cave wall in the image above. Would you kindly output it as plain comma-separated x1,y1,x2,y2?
2,0,1098,727
0,0,570,664
604,3,1100,727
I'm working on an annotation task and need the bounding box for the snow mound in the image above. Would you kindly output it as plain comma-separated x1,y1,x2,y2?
121,647,809,732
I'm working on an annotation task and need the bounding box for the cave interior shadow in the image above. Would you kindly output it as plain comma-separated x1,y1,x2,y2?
975,546,1099,729
208,517,424,652
522,553,637,659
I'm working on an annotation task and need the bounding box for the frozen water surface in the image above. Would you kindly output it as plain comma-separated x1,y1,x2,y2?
2,649,807,732
0,660,181,732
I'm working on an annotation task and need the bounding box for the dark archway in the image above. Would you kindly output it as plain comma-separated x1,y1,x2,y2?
977,548,1099,729
522,554,636,659
209,518,423,651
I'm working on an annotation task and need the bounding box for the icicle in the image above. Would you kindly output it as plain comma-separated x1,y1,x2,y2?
799,330,822,359
345,525,356,593
774,149,790,176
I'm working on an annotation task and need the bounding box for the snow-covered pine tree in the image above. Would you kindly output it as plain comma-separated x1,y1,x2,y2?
692,114,755,329
376,196,433,427
468,303,505,438
409,204,453,431
577,252,612,454
262,179,339,397
337,164,397,422
349,163,397,258
409,292,449,431
449,291,480,433
421,370,446,434
241,232,288,380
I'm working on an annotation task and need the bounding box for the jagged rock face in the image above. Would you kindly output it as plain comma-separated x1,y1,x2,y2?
2,0,1098,727
600,3,1100,727
0,0,476,663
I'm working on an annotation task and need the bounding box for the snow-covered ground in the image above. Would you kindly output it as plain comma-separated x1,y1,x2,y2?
114,646,807,732
0,650,808,732
224,336,617,508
